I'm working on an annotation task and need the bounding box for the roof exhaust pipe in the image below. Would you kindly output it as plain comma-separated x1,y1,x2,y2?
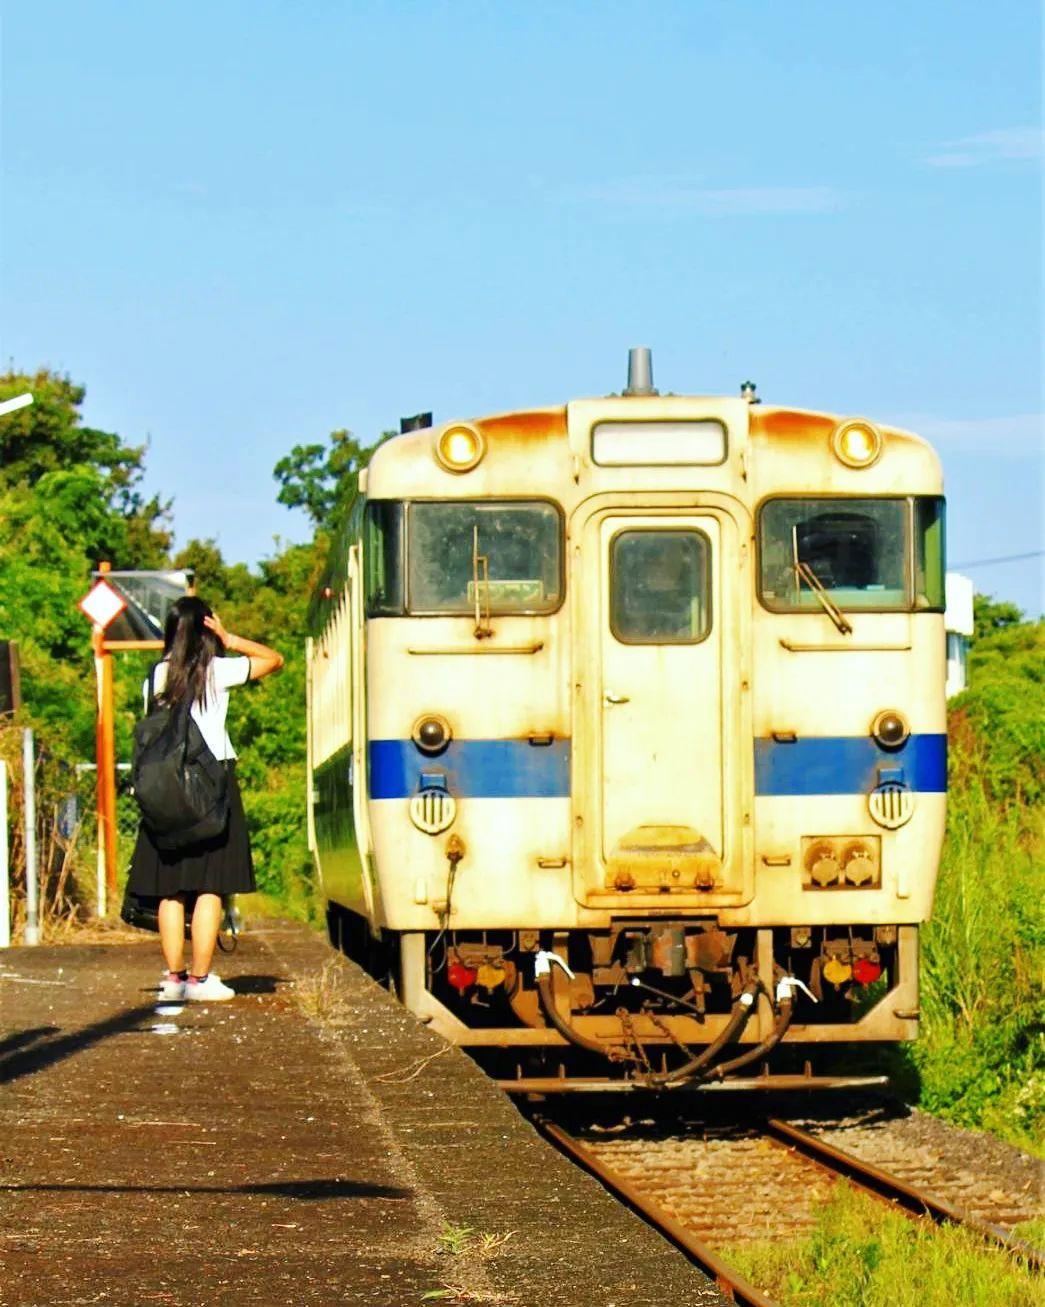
623,346,658,397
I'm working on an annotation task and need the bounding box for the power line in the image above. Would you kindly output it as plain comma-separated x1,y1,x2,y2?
951,550,1044,569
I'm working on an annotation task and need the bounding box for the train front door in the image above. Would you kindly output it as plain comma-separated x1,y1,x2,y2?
574,507,746,905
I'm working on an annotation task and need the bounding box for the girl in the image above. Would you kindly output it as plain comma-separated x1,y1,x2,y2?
127,596,283,1002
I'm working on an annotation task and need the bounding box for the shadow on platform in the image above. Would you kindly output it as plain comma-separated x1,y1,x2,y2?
0,1178,413,1200
0,1026,59,1058
0,1005,159,1085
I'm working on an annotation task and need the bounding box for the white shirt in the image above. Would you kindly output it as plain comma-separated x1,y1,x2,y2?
144,656,251,762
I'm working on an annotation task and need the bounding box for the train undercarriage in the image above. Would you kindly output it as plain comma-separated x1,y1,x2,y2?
326,907,918,1091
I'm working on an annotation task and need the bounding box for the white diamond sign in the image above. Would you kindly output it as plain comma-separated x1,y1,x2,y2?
78,579,127,629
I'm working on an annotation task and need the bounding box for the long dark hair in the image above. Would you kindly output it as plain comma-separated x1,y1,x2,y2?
161,597,221,708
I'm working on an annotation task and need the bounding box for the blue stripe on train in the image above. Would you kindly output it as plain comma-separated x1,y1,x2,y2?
369,738,571,799
368,733,947,799
754,733,947,797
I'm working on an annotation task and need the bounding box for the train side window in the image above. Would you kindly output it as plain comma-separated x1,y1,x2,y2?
914,497,946,610
759,498,909,611
407,501,562,614
610,530,710,644
363,501,405,615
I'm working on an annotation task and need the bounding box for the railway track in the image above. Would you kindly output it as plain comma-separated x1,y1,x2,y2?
534,1112,1044,1307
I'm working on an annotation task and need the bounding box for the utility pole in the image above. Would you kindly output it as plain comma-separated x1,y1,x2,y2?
22,729,39,945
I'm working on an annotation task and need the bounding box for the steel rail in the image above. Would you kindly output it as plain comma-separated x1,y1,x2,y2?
763,1117,1044,1271
498,1073,888,1094
536,1118,781,1307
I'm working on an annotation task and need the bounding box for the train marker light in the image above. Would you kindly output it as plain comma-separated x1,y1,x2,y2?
831,420,882,468
435,423,485,473
413,714,452,754
447,961,478,993
476,962,507,990
852,957,882,986
871,709,909,750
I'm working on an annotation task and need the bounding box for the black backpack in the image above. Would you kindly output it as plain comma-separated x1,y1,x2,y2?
131,666,230,850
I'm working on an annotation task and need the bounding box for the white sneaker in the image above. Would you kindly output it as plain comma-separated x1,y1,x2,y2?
184,973,235,1002
158,972,187,1001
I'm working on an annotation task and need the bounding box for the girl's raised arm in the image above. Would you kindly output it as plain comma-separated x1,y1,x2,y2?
204,614,284,681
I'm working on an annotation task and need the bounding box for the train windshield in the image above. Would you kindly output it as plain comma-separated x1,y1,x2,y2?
408,501,562,614
759,496,945,612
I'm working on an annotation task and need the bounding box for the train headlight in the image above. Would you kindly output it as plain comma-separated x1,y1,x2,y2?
412,714,452,755
435,424,485,473
871,709,909,750
831,420,882,468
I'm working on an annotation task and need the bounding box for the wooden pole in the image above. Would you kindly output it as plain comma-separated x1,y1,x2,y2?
92,625,106,915
93,563,119,914
100,637,117,909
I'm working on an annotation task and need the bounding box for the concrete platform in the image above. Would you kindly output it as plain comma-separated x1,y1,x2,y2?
0,921,727,1306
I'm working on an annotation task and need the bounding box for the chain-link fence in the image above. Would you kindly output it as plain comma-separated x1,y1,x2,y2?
116,771,142,883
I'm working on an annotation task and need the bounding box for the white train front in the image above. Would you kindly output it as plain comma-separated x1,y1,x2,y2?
307,350,947,1089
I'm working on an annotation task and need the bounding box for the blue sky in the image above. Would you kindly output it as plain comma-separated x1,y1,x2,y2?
2,1,1041,614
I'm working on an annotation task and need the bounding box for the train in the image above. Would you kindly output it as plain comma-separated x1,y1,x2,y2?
306,349,947,1090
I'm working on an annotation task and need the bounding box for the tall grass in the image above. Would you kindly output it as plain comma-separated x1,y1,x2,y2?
728,1182,1041,1307
911,620,1045,1152
913,790,1044,1150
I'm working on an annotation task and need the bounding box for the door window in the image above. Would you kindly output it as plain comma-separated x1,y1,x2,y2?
610,529,711,644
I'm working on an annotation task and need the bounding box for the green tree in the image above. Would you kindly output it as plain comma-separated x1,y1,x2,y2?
0,480,98,755
1,368,386,921
973,592,1025,641
273,427,392,533
0,370,173,758
173,539,257,606
0,369,172,564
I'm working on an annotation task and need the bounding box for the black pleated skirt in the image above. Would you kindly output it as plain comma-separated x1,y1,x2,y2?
127,762,256,898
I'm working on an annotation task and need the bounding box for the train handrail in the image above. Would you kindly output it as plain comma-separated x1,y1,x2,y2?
778,639,912,652
407,642,545,655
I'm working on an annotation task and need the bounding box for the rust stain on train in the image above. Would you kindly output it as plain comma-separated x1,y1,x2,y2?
475,409,568,444
750,407,930,461
748,407,838,446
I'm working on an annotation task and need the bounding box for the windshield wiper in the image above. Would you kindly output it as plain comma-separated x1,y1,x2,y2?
472,524,493,639
792,527,852,635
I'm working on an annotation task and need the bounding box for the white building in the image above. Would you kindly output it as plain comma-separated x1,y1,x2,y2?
944,572,975,698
